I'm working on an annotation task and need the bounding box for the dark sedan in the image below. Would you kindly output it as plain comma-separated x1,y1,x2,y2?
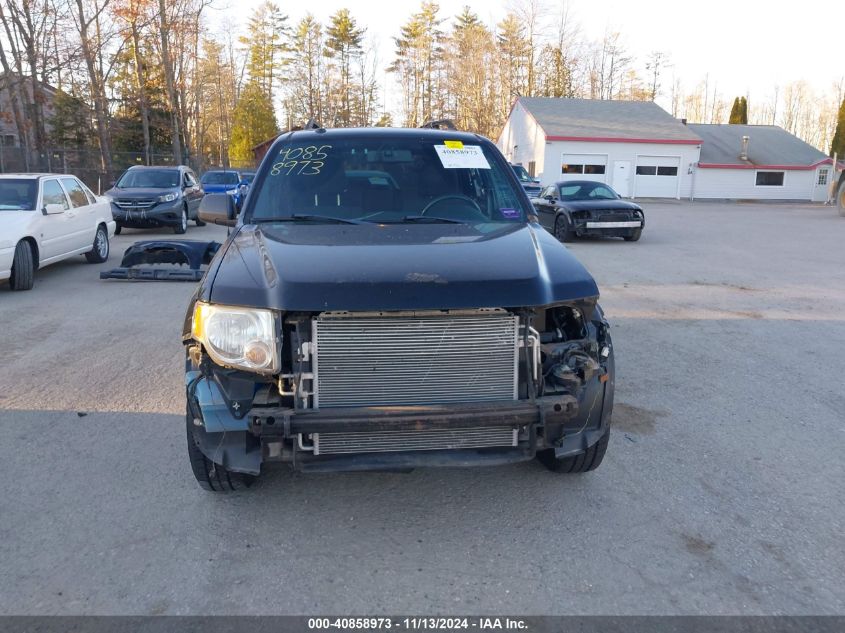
532,180,644,242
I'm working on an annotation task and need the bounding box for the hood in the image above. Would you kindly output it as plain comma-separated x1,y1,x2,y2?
562,199,642,212
105,187,180,198
205,221,599,312
201,183,236,194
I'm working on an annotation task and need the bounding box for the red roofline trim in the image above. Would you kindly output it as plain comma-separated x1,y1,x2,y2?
545,135,700,145
698,161,834,171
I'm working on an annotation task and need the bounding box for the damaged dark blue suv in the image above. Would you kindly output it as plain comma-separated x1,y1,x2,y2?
183,126,614,491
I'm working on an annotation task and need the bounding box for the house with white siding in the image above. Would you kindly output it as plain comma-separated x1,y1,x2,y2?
497,97,837,202
688,124,837,202
497,97,702,200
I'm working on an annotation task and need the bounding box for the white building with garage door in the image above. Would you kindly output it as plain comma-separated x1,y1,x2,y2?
688,124,840,202
497,97,702,199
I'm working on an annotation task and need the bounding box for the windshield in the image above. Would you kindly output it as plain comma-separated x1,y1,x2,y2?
201,171,240,185
0,179,38,210
250,136,528,224
560,182,619,201
511,165,532,183
116,169,180,189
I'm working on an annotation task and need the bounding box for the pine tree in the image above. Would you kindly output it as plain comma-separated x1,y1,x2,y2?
728,97,742,124
740,96,748,124
288,15,325,125
240,1,289,102
325,9,364,127
831,97,845,157
229,81,279,164
389,2,444,127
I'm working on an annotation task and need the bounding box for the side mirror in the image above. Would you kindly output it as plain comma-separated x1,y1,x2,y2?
199,193,236,226
543,195,555,202
44,203,65,215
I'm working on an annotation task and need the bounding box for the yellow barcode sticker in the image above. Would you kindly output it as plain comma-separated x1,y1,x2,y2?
444,140,464,149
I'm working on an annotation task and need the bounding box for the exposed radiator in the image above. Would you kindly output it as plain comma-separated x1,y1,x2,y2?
313,426,518,455
312,310,520,408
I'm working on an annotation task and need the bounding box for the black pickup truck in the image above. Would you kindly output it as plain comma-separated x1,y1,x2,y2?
183,127,615,491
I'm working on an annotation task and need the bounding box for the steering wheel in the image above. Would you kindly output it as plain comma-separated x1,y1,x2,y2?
420,194,485,219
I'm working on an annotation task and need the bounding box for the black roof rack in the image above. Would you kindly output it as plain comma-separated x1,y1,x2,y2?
420,119,457,131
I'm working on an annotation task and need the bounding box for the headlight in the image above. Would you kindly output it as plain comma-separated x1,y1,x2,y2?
191,302,279,373
158,192,178,203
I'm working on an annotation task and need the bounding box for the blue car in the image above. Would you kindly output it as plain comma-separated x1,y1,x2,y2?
200,170,250,209
511,164,542,198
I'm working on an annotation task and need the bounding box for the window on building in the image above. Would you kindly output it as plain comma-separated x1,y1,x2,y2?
756,171,785,186
562,163,606,175
1,134,15,147
657,166,679,176
817,169,829,186
636,166,657,176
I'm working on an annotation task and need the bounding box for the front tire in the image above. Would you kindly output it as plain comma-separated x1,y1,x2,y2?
173,206,188,234
186,414,255,492
114,222,122,235
85,225,109,263
9,240,35,291
554,215,574,242
537,428,610,473
624,228,642,242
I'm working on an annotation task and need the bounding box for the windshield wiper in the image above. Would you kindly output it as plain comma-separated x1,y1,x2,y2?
255,214,368,225
398,215,465,224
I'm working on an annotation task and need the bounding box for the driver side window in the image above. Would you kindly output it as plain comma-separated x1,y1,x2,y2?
42,179,70,210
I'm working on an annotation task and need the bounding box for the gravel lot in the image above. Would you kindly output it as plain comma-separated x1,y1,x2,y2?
1,201,844,615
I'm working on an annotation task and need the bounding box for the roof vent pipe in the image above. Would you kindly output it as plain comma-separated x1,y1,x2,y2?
740,135,750,161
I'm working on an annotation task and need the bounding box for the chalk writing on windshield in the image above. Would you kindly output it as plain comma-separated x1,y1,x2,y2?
270,145,332,176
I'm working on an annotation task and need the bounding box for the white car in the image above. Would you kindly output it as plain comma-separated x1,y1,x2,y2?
0,173,116,291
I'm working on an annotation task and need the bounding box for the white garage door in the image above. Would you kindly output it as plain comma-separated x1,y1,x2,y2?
561,153,608,184
635,156,680,198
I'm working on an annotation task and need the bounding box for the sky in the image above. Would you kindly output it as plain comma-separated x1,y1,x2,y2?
208,0,844,118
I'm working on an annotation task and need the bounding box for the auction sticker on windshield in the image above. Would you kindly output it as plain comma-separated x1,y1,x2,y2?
434,144,490,169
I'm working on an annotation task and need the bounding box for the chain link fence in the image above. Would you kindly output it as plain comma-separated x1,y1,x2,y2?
0,145,257,193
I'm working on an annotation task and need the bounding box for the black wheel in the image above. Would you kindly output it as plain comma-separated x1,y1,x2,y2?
623,228,642,242
85,224,109,263
554,215,574,242
9,240,35,291
537,428,610,473
173,206,188,234
195,217,206,227
114,222,122,235
186,413,255,492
